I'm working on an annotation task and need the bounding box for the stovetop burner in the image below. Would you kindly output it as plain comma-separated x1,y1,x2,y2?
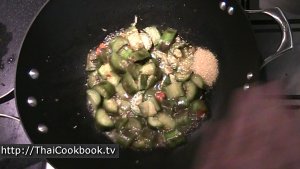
1,0,300,169
0,0,48,99
0,23,12,70
261,0,300,16
0,22,14,99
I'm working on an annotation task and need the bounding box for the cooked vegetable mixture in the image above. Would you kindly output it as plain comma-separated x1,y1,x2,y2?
86,22,218,150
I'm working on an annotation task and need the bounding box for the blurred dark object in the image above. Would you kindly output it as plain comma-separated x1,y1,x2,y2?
193,82,300,169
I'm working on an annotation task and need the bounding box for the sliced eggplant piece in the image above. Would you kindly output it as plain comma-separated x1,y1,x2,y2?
140,32,152,50
127,63,142,80
95,109,114,128
174,112,191,127
148,116,163,128
137,74,148,91
139,100,157,117
130,48,150,62
87,89,101,110
164,82,185,99
115,118,129,130
98,63,113,78
157,113,176,130
110,52,128,73
131,91,144,115
118,45,133,59
93,81,116,99
126,26,144,50
110,36,128,52
115,132,134,148
122,72,138,95
115,83,128,99
103,98,118,114
125,117,142,131
87,71,101,88
143,26,161,45
161,28,177,45
132,136,152,149
140,61,156,75
191,74,205,89
164,129,185,147
175,71,191,82
184,80,198,101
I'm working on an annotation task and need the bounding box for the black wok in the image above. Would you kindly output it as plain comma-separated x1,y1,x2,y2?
15,0,292,169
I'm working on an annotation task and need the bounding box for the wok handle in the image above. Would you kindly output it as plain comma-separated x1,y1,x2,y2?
0,88,14,103
0,113,20,121
245,7,293,68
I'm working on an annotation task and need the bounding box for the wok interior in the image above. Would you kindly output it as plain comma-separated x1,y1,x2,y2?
15,0,261,168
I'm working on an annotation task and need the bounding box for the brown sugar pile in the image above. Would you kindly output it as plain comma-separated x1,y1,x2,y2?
191,48,219,87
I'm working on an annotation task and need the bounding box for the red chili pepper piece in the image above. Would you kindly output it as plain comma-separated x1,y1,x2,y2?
197,110,206,119
96,48,102,55
155,91,166,102
95,43,107,55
